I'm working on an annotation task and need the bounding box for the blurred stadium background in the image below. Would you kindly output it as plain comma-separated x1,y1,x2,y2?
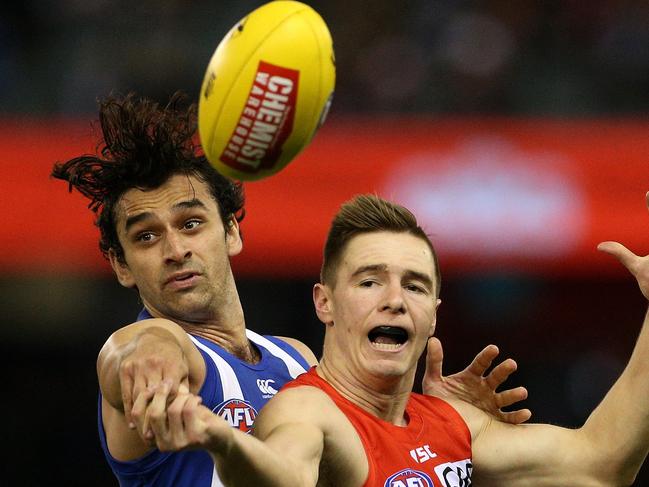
2,1,649,485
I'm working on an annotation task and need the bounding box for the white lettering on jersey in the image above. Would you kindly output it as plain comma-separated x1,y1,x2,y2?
257,378,278,396
409,444,438,464
215,399,257,434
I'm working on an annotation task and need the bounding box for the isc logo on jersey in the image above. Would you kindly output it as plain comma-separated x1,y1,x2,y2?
384,469,434,487
214,399,258,434
433,459,472,487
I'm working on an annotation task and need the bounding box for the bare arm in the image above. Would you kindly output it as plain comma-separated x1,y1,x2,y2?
579,240,649,481
459,410,601,487
97,318,205,459
146,384,329,487
460,210,649,486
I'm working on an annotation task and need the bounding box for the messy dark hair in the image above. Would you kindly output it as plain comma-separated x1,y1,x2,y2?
321,194,441,297
51,92,244,263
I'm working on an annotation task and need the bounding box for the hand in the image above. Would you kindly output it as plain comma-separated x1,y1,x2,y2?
598,192,649,299
598,241,649,300
422,337,531,424
143,382,232,454
119,330,189,436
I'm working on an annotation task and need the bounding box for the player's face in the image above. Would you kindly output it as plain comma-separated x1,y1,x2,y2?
109,174,242,323
317,231,439,383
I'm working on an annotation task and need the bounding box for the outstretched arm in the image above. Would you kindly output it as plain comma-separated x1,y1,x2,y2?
580,238,649,479
464,192,649,486
422,337,531,424
576,194,649,482
145,383,326,487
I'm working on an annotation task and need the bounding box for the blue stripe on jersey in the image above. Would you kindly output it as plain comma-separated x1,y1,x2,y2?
97,308,309,487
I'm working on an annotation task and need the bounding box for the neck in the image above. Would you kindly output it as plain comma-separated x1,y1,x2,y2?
145,290,259,363
185,320,259,364
317,358,414,426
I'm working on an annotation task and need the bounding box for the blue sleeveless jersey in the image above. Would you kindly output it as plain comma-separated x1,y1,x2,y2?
97,309,310,487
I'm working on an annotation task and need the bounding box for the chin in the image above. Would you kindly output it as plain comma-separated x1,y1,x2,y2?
366,360,412,380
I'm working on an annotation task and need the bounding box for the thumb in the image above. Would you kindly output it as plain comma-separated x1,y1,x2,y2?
423,337,444,383
598,241,637,271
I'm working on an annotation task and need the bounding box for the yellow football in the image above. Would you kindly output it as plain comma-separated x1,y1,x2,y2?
198,0,335,181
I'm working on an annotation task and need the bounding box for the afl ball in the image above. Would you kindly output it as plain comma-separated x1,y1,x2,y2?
199,1,335,181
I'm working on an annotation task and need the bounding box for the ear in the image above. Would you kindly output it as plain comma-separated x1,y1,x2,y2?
108,249,136,288
429,298,442,337
313,283,334,326
225,217,243,257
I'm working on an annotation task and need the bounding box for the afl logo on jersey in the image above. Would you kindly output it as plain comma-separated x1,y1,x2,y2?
214,399,258,434
384,468,434,487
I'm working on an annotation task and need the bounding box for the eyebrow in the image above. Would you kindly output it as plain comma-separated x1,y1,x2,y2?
351,264,388,278
352,264,434,290
124,198,209,232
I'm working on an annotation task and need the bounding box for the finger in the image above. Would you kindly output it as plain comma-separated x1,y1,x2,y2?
495,386,528,409
161,392,195,450
423,337,444,383
181,395,205,435
178,382,190,395
500,408,532,425
597,241,637,270
485,358,517,390
161,365,187,397
119,364,135,428
132,369,161,431
155,369,190,416
465,344,499,378
131,387,155,440
143,381,172,441
167,391,199,431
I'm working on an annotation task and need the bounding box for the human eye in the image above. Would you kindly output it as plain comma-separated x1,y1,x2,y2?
405,283,427,294
183,219,202,231
135,231,156,243
359,279,378,288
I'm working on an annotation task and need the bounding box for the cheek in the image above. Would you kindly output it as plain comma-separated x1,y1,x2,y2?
337,304,372,338
412,301,436,326
129,257,159,288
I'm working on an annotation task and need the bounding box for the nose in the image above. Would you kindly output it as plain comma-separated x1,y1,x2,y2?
380,280,406,314
163,230,191,264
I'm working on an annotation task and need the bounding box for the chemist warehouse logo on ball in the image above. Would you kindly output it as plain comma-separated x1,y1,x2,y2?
214,399,258,434
220,61,298,172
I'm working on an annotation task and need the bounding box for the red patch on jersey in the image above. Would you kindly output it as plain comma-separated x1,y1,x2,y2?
214,399,258,434
384,469,434,487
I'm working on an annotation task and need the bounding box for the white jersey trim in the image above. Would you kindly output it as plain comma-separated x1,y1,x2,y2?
188,335,244,400
188,331,307,487
246,329,308,378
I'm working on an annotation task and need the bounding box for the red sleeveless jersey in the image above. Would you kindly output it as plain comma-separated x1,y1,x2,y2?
284,368,472,487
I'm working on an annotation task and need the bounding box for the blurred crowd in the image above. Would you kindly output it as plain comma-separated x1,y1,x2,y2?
2,0,649,116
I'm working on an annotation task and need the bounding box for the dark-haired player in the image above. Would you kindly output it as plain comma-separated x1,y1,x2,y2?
53,93,529,487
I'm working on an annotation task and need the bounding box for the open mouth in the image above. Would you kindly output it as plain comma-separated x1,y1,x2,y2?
368,326,408,351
